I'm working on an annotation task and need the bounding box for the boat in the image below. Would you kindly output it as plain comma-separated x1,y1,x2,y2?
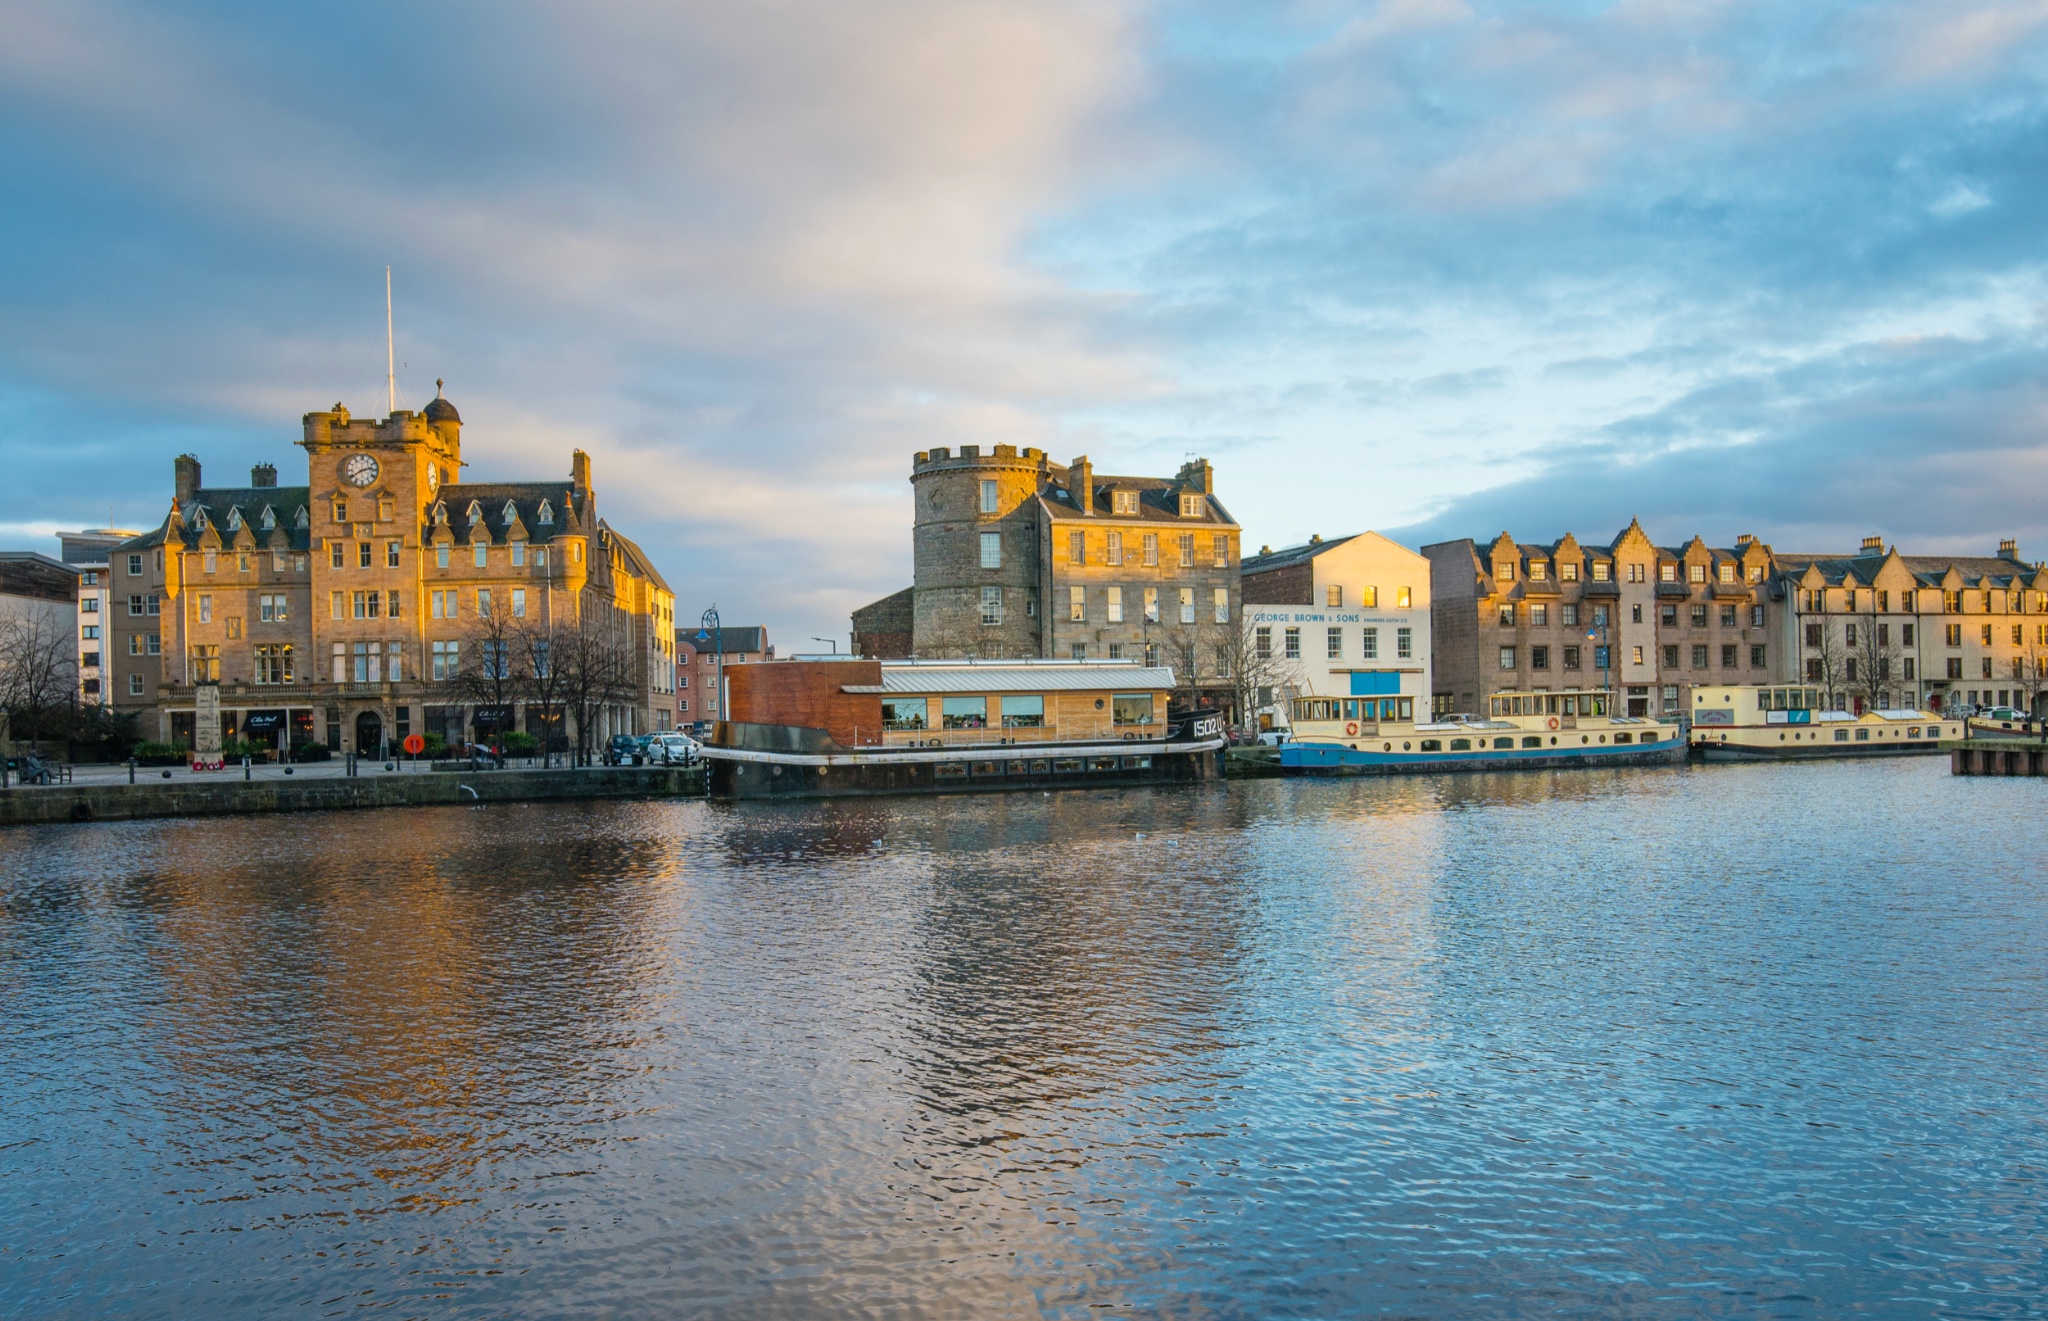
1964,707,2046,741
1278,687,1685,774
1688,685,1953,760
700,658,1227,799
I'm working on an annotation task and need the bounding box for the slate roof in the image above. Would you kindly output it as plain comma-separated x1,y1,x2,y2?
1241,535,1361,575
602,523,671,595
1774,551,2046,589
122,487,316,553
428,482,584,545
1037,475,1238,526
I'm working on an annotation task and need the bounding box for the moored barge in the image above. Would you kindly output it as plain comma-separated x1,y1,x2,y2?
1689,685,1953,760
1279,687,1685,774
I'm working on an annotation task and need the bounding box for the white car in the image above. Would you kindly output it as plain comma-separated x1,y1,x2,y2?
650,733,701,766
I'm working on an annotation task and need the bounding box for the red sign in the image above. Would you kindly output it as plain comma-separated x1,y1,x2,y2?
402,733,427,756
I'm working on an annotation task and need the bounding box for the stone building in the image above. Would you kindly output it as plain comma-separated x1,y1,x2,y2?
855,446,1241,673
107,388,674,754
1240,532,1433,728
56,529,138,706
1425,522,1780,718
1771,538,2048,715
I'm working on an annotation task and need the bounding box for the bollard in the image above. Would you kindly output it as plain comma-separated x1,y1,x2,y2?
129,758,136,785
244,756,251,781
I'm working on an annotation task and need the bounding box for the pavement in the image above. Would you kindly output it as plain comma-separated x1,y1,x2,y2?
23,757,569,788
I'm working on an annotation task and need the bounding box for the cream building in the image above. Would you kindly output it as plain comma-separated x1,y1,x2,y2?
1240,532,1432,728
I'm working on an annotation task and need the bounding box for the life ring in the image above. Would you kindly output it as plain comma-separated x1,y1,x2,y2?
1547,717,1560,730
1345,721,1358,735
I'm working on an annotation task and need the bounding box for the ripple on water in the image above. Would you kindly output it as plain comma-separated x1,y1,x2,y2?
1,759,2045,1318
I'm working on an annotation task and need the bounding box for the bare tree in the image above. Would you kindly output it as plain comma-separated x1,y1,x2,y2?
514,617,569,765
1849,605,1903,712
1801,614,1847,710
1209,617,1304,733
554,607,633,765
2009,644,2047,719
438,599,526,748
0,609,81,752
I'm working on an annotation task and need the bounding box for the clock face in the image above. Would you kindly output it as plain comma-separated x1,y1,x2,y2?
343,453,380,487
426,463,440,492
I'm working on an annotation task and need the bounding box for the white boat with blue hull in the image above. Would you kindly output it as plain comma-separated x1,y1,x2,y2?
1279,687,1685,775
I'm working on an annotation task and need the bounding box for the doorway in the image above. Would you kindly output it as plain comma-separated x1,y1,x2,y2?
354,711,384,756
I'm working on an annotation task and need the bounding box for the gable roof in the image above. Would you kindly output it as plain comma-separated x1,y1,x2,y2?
433,482,584,545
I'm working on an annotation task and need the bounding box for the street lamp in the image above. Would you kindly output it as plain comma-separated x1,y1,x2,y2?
810,637,841,654
697,606,722,737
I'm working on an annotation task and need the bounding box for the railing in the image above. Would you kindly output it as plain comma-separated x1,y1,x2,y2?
878,719,1163,748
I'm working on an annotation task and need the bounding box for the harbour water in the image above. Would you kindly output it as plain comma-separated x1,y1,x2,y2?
3,760,2044,1318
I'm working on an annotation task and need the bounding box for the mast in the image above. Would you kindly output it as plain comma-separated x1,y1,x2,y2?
385,266,395,415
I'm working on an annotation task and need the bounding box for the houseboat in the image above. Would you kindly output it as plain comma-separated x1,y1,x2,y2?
700,658,1226,799
1688,685,1953,760
1279,687,1685,774
1964,707,2045,741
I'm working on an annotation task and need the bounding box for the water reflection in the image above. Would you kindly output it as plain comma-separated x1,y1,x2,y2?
3,764,2047,1317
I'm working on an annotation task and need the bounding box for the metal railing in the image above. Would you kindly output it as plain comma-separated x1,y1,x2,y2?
877,718,1163,748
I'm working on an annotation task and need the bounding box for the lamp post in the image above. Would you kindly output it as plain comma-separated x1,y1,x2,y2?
697,606,722,737
810,637,840,654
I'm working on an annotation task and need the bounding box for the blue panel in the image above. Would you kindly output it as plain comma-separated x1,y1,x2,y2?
1349,671,1400,696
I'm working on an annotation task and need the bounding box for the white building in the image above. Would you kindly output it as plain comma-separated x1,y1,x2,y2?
1240,532,1433,729
57,529,138,706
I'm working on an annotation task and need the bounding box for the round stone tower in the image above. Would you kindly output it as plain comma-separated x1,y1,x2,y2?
910,443,1050,658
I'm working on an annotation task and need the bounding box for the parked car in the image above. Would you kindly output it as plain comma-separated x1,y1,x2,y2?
648,733,701,766
604,734,646,766
1256,729,1294,747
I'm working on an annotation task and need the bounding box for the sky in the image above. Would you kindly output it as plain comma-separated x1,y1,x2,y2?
2,0,2045,646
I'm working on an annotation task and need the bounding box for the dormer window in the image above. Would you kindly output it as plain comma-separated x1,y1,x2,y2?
502,499,519,523
1659,563,1678,582
432,501,448,525
1495,562,1515,582
1592,561,1610,582
537,500,554,525
1718,563,1736,584
295,506,309,529
1528,562,1547,582
226,508,243,531
1179,493,1204,517
466,500,484,523
1112,490,1139,515
1560,562,1578,581
259,507,276,531
1689,563,1707,583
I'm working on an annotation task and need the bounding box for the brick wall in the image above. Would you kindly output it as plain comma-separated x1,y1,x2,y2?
724,660,884,746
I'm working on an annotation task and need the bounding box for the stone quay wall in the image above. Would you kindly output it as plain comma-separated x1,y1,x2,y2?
0,765,704,827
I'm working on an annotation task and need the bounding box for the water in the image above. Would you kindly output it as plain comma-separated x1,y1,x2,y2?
3,760,2045,1318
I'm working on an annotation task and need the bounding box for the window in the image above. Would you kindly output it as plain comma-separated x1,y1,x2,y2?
1001,695,1044,728
1595,645,1610,669
1068,586,1085,622
1107,586,1123,622
1499,604,1515,627
1327,627,1343,660
432,589,456,619
1284,626,1300,659
2017,624,2027,647
1983,657,1995,679
1947,656,1964,679
1593,605,1609,627
1112,490,1138,515
1530,604,1547,627
1716,605,1735,628
474,541,488,567
1072,642,1088,659
1592,561,1610,582
1213,588,1229,624
1660,563,1677,583
261,593,287,622
1946,623,1963,646
147,633,159,655
1107,531,1123,566
1661,605,1678,626
1662,644,1679,668
981,586,1003,626
477,588,492,617
1691,604,1708,627
1531,645,1549,670
1179,493,1203,517
1561,562,1579,582
1720,644,1737,668
1688,644,1707,668
1629,563,1646,584
942,696,988,729
189,645,220,681
352,541,369,569
1397,627,1412,659
353,590,383,620
254,644,293,685
1069,531,1085,564
980,532,1001,569
1903,623,1916,646
81,624,99,640
197,594,212,624
1112,693,1154,726
1360,586,1378,608
980,479,999,514
1632,645,1645,665
1107,643,1124,660
1179,534,1195,568
1631,604,1643,623
1212,534,1229,568
436,543,450,569
127,553,142,576
387,642,404,683
512,588,526,618
1496,562,1516,582
129,673,144,696
1751,645,1767,669
534,548,547,569
1981,623,1994,646
1563,645,1581,669
1142,534,1158,567
127,594,143,615
1144,587,1160,623
1255,627,1271,658
1499,647,1516,670
1561,604,1578,627
431,640,459,680
1529,562,1547,582
225,616,242,640
1396,587,1412,609
203,550,217,574
1179,587,1195,624
511,542,525,567
1689,563,1707,583
477,641,502,683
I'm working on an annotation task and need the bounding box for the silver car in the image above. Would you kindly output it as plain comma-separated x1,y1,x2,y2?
650,733,701,766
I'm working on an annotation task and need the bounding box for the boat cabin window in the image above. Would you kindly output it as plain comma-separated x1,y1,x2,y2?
1489,691,1607,718
1001,695,1044,728
882,698,929,730
1613,732,1633,744
1521,736,1543,748
1112,693,1155,726
1758,688,1819,712
1492,737,1514,750
1293,698,1342,722
1450,738,1471,751
941,697,988,729
1420,739,1442,751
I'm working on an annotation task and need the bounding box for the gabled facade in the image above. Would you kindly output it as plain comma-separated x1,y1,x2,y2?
1240,531,1432,725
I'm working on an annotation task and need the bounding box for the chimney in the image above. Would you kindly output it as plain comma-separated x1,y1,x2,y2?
250,462,277,488
1070,455,1093,515
1309,533,1323,545
1860,535,1883,553
1735,532,1755,545
174,454,202,504
1177,457,1214,493
571,448,592,493
1999,538,2020,561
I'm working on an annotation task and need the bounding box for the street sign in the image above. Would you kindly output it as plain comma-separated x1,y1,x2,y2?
403,733,426,755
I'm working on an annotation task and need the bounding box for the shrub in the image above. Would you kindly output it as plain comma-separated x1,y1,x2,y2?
292,741,332,762
501,731,541,757
421,732,450,758
133,741,189,766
